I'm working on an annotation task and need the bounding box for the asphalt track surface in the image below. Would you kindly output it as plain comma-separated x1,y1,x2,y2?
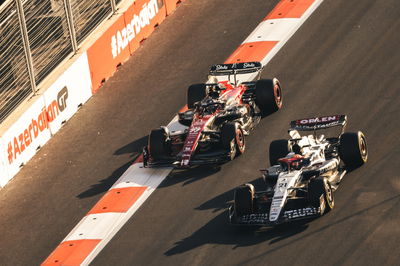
0,0,399,265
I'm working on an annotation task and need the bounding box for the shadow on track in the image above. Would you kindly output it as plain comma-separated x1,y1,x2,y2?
76,136,147,199
165,176,312,256
195,177,266,213
165,193,400,257
114,136,148,157
159,165,222,188
164,210,310,256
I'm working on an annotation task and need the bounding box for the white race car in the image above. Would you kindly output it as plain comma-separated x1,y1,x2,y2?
229,115,368,226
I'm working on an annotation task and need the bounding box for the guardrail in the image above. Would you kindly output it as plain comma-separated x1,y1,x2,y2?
0,0,121,123
0,0,184,187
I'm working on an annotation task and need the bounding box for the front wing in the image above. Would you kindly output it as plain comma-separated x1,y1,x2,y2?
144,147,232,168
229,196,326,226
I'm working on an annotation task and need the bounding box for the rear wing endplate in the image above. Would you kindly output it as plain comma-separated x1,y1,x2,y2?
290,115,347,131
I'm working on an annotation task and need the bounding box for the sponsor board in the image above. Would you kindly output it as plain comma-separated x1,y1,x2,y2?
87,14,129,93
0,140,10,187
124,0,166,53
87,0,166,93
165,0,183,15
0,54,92,187
43,54,92,135
1,96,51,184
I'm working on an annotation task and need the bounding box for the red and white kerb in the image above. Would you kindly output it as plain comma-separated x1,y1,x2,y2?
43,0,324,265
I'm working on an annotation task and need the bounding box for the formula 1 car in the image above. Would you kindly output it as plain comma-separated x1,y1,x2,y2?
229,115,368,226
143,62,282,167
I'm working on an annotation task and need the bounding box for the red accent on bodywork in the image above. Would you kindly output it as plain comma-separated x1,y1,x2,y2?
181,115,213,166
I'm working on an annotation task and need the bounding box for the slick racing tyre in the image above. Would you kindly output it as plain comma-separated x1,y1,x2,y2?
308,177,334,214
269,139,290,166
148,127,171,161
255,78,283,115
339,131,368,168
234,184,255,216
187,83,207,109
221,122,245,160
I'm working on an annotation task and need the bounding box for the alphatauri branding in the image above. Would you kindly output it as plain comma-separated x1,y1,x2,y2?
111,0,163,58
7,86,69,164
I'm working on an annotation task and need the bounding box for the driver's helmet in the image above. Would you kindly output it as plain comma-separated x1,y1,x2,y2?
278,152,306,171
209,85,220,99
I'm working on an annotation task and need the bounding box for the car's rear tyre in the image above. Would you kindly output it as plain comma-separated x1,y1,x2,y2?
187,83,207,109
269,139,290,166
308,177,334,214
339,131,368,168
148,127,170,161
221,122,245,160
255,78,283,115
234,184,254,216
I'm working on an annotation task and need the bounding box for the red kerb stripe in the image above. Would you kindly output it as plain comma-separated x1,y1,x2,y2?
42,239,101,266
264,0,316,20
225,41,278,64
87,186,147,215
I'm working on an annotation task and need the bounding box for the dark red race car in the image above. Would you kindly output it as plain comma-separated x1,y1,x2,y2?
143,62,283,167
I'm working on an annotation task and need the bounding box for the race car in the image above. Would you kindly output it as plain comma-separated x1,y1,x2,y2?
229,115,368,226
143,62,283,167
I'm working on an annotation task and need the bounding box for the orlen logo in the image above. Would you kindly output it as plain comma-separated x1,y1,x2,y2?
299,115,339,125
7,86,69,164
111,0,163,58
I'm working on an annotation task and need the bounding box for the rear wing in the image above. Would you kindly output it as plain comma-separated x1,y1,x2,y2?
290,115,347,131
209,62,262,76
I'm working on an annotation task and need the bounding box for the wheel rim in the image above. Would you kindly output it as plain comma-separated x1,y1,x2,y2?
236,128,245,154
274,83,282,108
359,134,368,161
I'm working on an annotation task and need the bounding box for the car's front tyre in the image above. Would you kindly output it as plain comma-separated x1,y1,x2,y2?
148,127,171,161
234,184,255,216
308,176,334,214
221,122,245,160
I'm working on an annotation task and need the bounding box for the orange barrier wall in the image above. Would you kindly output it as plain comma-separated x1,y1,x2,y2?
87,15,129,93
125,0,167,53
87,0,167,93
165,0,183,15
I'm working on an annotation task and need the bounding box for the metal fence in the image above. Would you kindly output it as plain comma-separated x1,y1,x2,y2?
0,0,122,123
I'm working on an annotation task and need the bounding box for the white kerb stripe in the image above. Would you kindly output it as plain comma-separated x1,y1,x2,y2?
112,163,172,189
260,0,324,66
63,213,125,241
81,173,169,265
